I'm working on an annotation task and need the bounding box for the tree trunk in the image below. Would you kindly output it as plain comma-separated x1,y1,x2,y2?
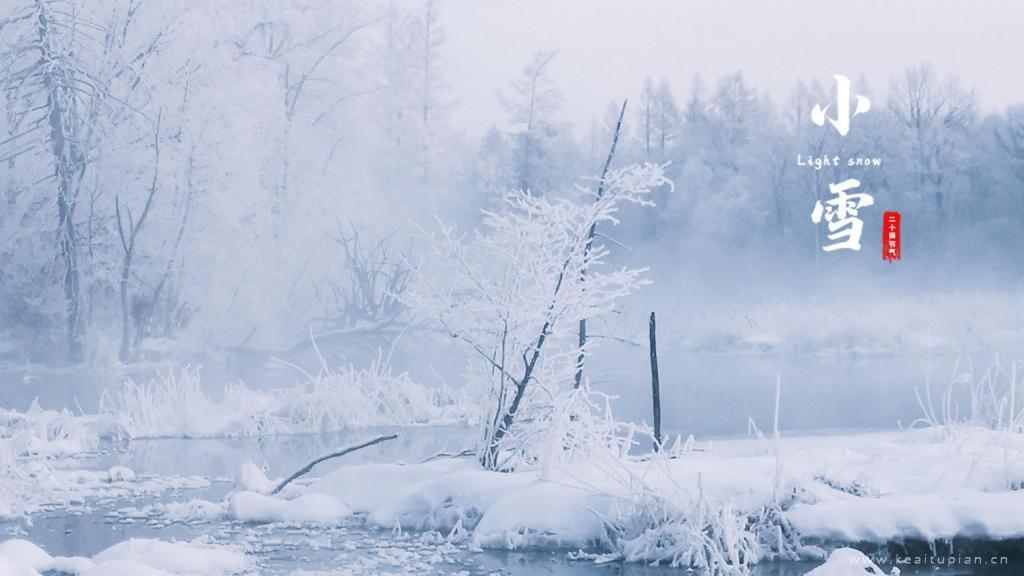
574,99,627,389
38,2,83,362
119,253,132,362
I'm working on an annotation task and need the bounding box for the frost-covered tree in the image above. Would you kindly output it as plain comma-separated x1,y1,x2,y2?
410,162,669,470
232,0,371,236
636,77,680,162
502,49,566,194
0,1,109,360
369,0,452,202
888,62,975,235
0,0,168,361
418,0,449,189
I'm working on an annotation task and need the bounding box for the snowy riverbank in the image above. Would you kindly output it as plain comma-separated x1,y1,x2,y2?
3,373,1023,574
102,426,1024,573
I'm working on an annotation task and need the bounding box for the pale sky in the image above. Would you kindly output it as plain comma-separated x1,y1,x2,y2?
438,0,1024,135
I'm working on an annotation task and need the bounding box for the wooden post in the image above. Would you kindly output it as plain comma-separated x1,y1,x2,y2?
649,311,662,450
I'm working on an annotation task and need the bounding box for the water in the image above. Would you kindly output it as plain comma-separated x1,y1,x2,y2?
0,353,976,437
591,352,971,436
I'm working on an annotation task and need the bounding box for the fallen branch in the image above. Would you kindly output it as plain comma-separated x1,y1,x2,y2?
271,434,398,495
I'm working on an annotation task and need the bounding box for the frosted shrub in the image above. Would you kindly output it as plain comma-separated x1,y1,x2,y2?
0,404,102,519
482,381,642,473
0,401,99,457
101,361,472,439
409,163,670,469
603,479,762,574
915,356,1024,432
550,384,802,573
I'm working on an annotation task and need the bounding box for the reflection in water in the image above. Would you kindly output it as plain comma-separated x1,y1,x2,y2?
0,353,975,439
590,351,971,436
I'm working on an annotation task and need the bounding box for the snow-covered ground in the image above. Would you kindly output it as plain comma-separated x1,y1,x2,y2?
254,427,1024,554
49,425,1018,574
3,372,1022,574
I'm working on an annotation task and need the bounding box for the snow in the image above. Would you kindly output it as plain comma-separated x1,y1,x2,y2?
228,491,351,524
308,459,536,531
159,498,229,522
0,402,103,458
471,481,614,549
787,490,1024,543
79,559,168,576
0,540,50,571
6,393,1024,571
0,558,39,576
106,466,136,482
804,547,888,575
0,538,250,576
287,426,1024,560
93,539,249,574
235,461,276,493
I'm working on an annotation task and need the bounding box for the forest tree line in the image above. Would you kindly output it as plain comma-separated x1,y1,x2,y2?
2,0,1022,365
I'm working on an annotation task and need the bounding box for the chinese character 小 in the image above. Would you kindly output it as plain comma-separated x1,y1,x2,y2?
811,74,871,137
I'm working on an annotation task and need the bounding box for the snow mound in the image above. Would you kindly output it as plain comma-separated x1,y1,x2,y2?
161,498,227,522
471,481,613,549
105,466,136,482
79,559,168,576
0,537,249,576
94,538,249,574
308,460,615,548
309,459,537,532
805,547,888,575
235,461,276,493
296,427,1024,564
228,491,350,524
0,556,39,576
787,490,1024,542
0,540,51,571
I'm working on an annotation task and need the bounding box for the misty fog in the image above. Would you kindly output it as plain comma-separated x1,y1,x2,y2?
3,1,1024,574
